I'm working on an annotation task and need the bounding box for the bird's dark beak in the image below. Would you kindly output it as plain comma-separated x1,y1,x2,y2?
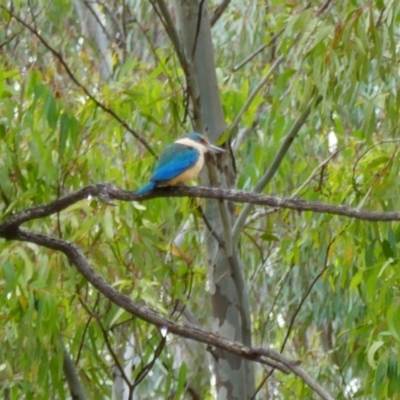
207,143,225,153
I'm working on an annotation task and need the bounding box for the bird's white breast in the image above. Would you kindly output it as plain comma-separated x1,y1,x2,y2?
166,152,205,186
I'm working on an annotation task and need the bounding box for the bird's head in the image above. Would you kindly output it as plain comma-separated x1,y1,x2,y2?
175,132,225,154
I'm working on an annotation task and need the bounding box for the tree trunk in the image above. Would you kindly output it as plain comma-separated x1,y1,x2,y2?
172,1,254,398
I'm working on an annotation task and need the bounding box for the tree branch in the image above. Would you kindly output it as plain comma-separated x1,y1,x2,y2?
290,364,334,400
62,341,87,400
1,183,400,238
232,30,284,72
150,0,202,126
229,55,284,135
4,226,295,375
1,216,338,398
210,0,230,26
78,298,132,388
280,236,339,353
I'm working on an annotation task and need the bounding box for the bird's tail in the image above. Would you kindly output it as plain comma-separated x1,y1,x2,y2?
136,181,156,195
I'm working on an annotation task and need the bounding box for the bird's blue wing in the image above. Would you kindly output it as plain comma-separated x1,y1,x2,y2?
151,144,199,183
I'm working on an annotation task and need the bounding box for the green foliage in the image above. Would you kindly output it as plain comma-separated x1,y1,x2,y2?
2,0,400,399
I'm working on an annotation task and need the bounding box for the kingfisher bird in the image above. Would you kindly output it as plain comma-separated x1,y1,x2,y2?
137,132,224,195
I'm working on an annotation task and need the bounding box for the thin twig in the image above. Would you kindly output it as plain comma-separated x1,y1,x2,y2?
279,238,336,353
1,6,156,157
0,29,23,49
291,148,342,198
79,297,132,387
198,206,225,247
133,334,166,388
316,0,333,17
229,55,284,136
232,94,323,243
232,30,284,72
254,229,347,399
150,0,201,126
210,0,230,26
244,146,343,227
74,290,99,365
80,0,113,43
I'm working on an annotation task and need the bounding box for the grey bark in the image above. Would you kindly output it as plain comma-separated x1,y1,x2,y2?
74,0,113,80
172,0,225,140
172,1,254,398
63,343,87,400
112,333,136,400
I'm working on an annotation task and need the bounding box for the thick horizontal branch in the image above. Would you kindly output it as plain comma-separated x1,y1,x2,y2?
1,183,399,236
5,226,295,374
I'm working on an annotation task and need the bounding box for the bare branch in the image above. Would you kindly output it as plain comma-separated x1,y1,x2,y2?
1,6,156,157
290,365,335,400
62,341,87,400
243,148,341,227
229,55,284,135
232,30,284,72
2,183,400,238
150,0,202,126
79,0,113,43
316,0,333,17
78,298,132,388
150,0,187,70
290,147,343,198
210,0,230,26
133,334,166,388
4,226,296,375
280,236,340,353
0,28,24,49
